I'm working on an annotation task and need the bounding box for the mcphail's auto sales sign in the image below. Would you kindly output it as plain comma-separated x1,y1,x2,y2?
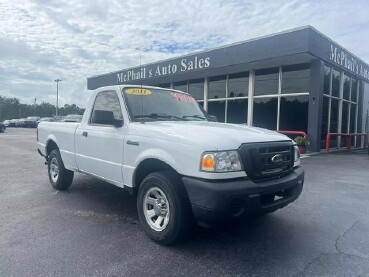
329,45,369,81
116,56,211,83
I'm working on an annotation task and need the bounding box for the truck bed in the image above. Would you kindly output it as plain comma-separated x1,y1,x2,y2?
37,122,80,171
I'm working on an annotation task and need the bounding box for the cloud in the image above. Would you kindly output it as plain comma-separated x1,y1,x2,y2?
0,0,368,108
0,37,37,60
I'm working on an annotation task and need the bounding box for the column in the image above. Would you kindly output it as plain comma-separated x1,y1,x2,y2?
307,59,325,152
247,70,255,126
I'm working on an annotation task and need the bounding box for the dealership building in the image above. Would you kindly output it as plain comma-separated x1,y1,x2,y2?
87,26,369,152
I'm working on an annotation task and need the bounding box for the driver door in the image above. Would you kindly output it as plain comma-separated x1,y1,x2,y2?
75,90,125,185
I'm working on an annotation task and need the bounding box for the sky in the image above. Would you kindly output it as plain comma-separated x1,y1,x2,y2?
0,0,368,108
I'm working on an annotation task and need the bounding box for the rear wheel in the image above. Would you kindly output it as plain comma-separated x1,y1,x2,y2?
0,126,4,133
48,149,74,191
137,171,193,245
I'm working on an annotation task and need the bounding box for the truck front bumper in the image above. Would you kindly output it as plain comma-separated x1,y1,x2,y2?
182,167,304,224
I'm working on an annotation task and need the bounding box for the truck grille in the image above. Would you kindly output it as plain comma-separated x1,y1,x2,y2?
238,141,294,182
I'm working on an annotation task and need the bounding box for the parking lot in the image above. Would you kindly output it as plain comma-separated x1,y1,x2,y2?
1,128,369,276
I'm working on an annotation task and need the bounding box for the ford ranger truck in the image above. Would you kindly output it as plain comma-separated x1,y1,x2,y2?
37,85,304,244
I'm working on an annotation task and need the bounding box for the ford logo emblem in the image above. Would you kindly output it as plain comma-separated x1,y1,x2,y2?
271,154,284,164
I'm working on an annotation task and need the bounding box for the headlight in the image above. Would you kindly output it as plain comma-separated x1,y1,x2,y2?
200,151,243,172
294,145,300,162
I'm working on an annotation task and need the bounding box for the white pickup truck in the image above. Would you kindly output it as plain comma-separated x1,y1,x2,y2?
37,85,304,244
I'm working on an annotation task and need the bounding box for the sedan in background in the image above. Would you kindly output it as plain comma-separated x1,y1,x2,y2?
61,114,83,122
0,122,5,133
37,117,55,127
15,118,26,128
24,116,41,128
8,119,18,127
3,120,11,127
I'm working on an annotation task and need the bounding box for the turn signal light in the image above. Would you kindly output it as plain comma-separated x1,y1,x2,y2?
201,154,215,171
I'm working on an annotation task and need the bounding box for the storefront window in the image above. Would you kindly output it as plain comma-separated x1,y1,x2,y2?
227,99,248,124
341,102,349,133
350,104,357,133
329,98,339,147
279,95,309,132
228,72,248,98
351,78,358,102
208,75,226,99
321,96,330,147
158,83,171,88
343,74,350,100
253,97,278,130
320,65,362,149
208,100,225,122
331,69,340,97
173,81,187,93
330,98,339,133
281,64,310,94
254,68,279,96
323,66,331,95
188,79,204,100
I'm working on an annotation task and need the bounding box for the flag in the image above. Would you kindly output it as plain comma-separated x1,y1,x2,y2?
34,98,36,105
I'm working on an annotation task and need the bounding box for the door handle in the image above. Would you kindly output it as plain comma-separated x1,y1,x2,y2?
82,131,88,137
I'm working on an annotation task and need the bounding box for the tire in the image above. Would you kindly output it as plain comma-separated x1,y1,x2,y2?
47,149,74,191
137,171,193,245
0,126,4,133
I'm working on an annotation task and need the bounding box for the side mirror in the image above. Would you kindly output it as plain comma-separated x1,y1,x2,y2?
114,119,124,127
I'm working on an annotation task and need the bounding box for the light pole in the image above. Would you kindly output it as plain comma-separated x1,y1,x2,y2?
54,79,62,117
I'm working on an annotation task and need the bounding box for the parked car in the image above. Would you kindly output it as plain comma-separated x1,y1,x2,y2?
61,114,83,122
15,118,26,128
24,116,41,128
0,122,5,133
8,119,18,127
3,120,11,127
53,116,64,121
37,117,55,127
37,85,304,244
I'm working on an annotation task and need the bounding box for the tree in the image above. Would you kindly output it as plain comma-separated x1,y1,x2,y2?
0,95,84,121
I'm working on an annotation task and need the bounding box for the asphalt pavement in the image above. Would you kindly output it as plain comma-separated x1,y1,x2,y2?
1,128,369,276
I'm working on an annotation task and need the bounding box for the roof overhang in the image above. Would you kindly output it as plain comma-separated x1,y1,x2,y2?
87,26,369,90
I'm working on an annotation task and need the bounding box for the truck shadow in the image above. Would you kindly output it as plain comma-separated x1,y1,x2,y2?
55,173,314,276
66,173,139,222
64,173,303,252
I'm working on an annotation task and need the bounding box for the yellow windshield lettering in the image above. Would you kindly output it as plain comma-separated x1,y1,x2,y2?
125,88,152,95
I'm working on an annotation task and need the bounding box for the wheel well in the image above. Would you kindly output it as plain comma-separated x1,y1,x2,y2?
46,140,59,156
133,159,177,190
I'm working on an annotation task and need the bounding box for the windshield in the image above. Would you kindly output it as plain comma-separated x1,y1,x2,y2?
122,87,207,122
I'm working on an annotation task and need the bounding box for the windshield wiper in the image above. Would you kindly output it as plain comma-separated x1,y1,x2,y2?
135,113,186,121
182,115,206,120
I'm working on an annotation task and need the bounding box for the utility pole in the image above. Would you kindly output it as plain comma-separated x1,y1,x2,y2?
54,79,62,117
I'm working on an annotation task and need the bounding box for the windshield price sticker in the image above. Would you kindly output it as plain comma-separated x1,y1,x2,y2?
171,92,196,104
125,88,152,95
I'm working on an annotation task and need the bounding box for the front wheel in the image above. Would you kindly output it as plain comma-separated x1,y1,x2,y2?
0,126,4,133
48,149,74,191
137,171,193,245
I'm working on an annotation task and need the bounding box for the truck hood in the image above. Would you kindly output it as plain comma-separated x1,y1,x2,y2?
128,121,291,150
